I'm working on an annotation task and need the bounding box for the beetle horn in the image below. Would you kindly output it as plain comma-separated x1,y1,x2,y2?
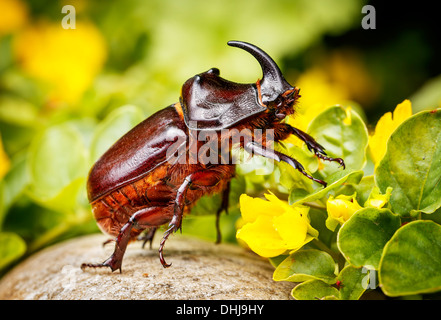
227,40,292,104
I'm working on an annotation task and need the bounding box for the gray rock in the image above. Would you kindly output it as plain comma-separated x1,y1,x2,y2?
0,234,293,300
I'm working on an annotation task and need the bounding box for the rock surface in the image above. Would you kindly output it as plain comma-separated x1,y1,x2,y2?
0,233,293,300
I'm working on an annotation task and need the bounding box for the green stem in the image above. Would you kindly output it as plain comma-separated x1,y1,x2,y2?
311,238,335,257
304,201,326,211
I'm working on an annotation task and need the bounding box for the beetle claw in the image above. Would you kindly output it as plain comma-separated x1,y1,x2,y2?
315,152,346,170
80,259,122,273
158,225,175,268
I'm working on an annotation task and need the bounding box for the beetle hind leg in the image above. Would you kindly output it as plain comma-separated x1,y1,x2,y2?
81,217,134,273
81,207,163,273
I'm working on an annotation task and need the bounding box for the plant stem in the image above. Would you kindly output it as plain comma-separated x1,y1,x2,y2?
304,201,326,211
311,238,344,267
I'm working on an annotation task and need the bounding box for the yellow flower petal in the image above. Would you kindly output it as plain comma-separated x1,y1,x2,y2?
0,0,28,36
237,193,317,257
239,194,284,223
264,191,293,212
369,100,412,165
273,210,309,250
343,106,352,125
13,21,107,104
365,186,392,208
0,134,10,179
236,215,286,258
326,194,362,223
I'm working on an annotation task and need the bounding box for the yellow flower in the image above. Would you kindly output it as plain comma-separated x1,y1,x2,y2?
236,193,318,258
13,20,107,105
0,0,28,36
326,194,362,229
365,186,392,209
369,100,412,165
0,133,10,179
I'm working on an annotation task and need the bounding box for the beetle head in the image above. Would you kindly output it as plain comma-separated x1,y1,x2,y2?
228,40,299,120
179,41,300,131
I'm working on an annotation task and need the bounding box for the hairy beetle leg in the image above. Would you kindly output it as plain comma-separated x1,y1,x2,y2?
245,142,327,187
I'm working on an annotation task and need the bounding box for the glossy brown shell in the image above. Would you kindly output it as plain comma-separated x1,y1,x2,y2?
180,68,266,131
87,105,187,202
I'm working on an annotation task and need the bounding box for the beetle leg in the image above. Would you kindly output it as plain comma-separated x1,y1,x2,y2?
159,170,227,267
170,175,192,232
158,175,192,268
138,227,157,249
215,180,230,244
81,217,134,273
245,141,328,187
102,238,116,247
288,125,345,169
81,207,163,273
158,225,175,268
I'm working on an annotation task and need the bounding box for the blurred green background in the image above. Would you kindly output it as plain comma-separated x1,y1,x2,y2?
0,0,440,274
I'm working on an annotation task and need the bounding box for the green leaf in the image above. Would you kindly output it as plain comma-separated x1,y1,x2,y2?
0,232,26,271
277,143,318,192
291,280,340,300
273,249,337,284
308,105,369,177
337,208,400,269
289,169,364,205
309,208,335,248
337,265,368,300
379,220,441,297
375,109,441,217
269,254,289,268
353,175,376,206
27,123,88,211
0,152,29,226
90,105,145,163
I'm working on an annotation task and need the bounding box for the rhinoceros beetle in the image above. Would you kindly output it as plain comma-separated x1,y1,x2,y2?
81,41,345,273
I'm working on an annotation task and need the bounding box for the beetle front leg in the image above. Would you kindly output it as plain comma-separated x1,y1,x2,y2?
245,141,328,187
288,125,345,169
